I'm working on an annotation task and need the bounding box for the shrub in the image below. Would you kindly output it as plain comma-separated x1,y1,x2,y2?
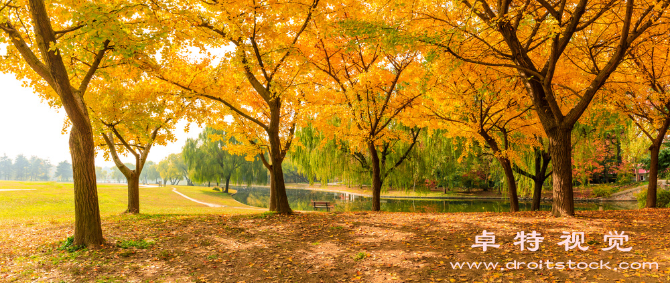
616,172,633,185
591,185,618,198
636,189,670,208
213,187,221,192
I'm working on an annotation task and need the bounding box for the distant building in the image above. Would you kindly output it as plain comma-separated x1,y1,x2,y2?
635,168,648,182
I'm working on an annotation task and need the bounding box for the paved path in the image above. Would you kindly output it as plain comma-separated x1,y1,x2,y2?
608,180,667,201
172,188,224,207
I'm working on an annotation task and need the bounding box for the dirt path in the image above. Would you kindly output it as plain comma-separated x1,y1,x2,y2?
609,180,667,200
171,188,224,207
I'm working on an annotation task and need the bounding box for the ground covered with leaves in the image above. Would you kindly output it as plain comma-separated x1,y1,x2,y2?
1,209,669,282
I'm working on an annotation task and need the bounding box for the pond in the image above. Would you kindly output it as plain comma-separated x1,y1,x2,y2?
230,186,638,213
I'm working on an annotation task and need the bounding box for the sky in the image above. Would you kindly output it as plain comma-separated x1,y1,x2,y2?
0,72,202,168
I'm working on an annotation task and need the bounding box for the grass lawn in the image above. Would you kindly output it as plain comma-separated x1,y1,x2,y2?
1,181,669,282
0,181,259,223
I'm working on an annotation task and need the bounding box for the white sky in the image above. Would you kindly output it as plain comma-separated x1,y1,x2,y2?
0,72,202,167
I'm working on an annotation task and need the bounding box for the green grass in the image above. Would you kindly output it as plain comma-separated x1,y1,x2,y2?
0,181,261,223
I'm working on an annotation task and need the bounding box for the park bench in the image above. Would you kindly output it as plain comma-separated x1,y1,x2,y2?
311,201,334,212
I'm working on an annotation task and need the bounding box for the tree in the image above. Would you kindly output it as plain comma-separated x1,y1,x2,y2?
513,142,552,211
425,64,536,212
95,166,107,182
142,161,161,184
55,161,73,182
413,0,670,216
0,154,12,180
145,0,322,214
110,167,126,183
0,0,163,245
28,156,50,181
158,154,185,185
612,33,670,208
91,67,193,214
13,154,29,181
620,123,651,182
306,12,425,211
183,127,265,193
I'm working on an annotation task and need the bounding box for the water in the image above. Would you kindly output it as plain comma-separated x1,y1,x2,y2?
230,186,638,213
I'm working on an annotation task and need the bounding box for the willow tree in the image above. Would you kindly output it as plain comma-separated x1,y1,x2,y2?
426,63,538,212
183,127,265,193
305,7,426,211
414,0,670,216
157,153,186,185
146,0,323,214
0,0,162,245
612,32,670,208
513,137,552,211
90,67,194,214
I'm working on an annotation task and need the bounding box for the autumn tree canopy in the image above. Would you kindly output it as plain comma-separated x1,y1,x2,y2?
411,0,670,216
0,0,167,246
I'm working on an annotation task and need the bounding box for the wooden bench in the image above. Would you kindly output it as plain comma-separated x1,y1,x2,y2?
311,201,334,212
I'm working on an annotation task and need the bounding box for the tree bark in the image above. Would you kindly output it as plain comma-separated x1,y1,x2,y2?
532,150,551,211
126,173,140,214
531,178,543,211
23,0,105,247
369,142,383,211
513,148,551,211
264,127,292,214
70,126,104,246
647,144,660,208
269,158,291,213
498,158,519,212
224,175,231,194
548,128,574,217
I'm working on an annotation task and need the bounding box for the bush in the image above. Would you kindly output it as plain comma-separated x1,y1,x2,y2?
213,187,221,192
636,189,670,208
616,172,633,185
591,185,619,198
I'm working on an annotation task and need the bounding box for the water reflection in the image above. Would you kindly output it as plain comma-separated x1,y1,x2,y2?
230,186,638,213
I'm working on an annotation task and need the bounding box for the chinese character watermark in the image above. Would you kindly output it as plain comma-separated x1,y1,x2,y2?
514,231,544,251
602,231,632,252
558,232,589,251
471,230,500,251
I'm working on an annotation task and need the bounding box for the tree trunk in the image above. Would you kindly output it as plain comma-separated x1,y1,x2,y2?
70,126,104,246
126,173,140,214
265,134,292,214
224,175,231,194
532,149,551,211
548,128,574,217
268,158,291,213
498,158,519,212
269,173,278,210
369,142,383,211
647,144,660,208
531,178,543,211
